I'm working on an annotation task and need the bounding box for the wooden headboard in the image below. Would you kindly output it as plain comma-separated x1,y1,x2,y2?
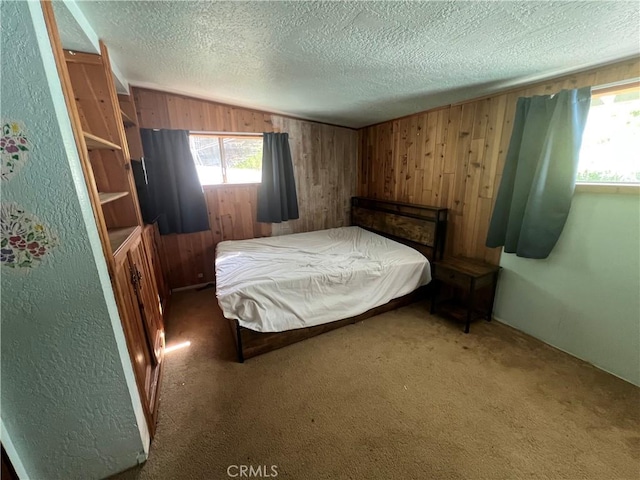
351,197,447,262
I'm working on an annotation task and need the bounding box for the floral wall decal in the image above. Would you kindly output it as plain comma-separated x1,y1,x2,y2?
1,121,29,181
1,203,57,268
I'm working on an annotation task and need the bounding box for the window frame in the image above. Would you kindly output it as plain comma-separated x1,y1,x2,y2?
575,80,640,194
189,132,264,186
574,183,639,195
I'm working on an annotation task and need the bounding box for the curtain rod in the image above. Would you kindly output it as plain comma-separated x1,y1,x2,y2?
592,77,640,91
189,131,264,136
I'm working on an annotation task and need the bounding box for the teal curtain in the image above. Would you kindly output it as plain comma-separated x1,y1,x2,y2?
486,87,591,259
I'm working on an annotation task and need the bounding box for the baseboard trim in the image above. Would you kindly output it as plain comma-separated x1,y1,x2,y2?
492,315,639,387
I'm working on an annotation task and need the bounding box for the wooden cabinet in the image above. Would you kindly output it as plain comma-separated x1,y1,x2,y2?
128,234,164,364
64,46,141,253
113,235,163,431
113,240,158,416
43,3,165,438
142,224,170,313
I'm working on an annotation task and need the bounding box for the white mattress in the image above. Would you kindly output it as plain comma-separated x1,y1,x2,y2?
215,226,431,333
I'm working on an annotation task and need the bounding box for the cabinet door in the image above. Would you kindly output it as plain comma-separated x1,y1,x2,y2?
142,224,169,310
113,250,156,409
128,235,164,365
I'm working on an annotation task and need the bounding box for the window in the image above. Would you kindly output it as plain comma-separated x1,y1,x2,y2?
577,83,640,185
189,134,262,185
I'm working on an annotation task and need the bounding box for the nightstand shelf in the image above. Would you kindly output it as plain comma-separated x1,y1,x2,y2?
431,256,501,333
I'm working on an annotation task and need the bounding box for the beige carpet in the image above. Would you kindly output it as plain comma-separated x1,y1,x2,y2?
112,290,639,480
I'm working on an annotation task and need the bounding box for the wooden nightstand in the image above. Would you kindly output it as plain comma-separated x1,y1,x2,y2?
430,257,501,333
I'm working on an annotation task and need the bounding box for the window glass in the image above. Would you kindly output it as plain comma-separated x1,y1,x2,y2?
577,86,640,184
222,137,263,184
189,134,262,185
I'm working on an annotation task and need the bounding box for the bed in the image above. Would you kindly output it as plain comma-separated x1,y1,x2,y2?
215,197,447,361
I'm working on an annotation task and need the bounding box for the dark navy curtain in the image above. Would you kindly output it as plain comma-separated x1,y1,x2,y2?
486,87,591,259
257,132,299,223
131,157,155,224
140,129,210,235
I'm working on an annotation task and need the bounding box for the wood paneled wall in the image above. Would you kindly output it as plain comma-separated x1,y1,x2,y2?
358,58,640,265
132,88,357,288
271,116,357,235
160,184,269,288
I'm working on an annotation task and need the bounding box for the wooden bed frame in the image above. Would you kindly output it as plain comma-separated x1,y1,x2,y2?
226,197,448,362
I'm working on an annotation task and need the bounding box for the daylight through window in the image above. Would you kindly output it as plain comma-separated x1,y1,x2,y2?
577,83,640,184
189,134,263,185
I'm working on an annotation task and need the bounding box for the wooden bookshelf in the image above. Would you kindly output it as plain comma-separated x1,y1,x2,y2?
83,131,121,150
46,2,164,441
108,225,140,255
98,191,129,205
120,108,136,127
119,94,144,159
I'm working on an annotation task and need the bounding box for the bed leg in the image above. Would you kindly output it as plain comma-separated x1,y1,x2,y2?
236,321,245,363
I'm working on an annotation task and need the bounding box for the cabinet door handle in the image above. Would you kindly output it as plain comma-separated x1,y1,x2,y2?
130,266,143,288
130,266,138,286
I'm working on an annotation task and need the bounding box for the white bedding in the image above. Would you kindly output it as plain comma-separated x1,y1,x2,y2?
215,226,431,333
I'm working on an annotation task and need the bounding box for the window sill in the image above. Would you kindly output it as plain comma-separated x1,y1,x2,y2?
575,183,640,195
202,183,261,189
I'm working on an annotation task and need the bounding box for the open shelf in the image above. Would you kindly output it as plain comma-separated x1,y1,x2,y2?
83,131,122,150
108,226,140,255
99,191,129,205
120,109,136,127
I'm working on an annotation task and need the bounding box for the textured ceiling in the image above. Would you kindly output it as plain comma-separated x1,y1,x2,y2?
52,0,94,53
58,0,640,128
53,0,130,92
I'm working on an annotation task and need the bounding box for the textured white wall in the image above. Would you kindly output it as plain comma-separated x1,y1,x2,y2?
1,2,148,478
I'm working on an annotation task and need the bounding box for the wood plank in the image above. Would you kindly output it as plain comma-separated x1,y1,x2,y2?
142,224,170,308
422,111,438,200
352,207,437,247
405,115,418,203
480,95,507,199
355,58,639,265
108,225,140,256
462,99,490,256
98,191,129,205
474,197,497,260
99,40,142,228
83,131,121,150
437,256,500,277
67,58,118,144
120,108,135,127
133,86,357,131
119,92,144,159
451,102,476,218
443,105,461,175
431,108,449,205
64,50,102,65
